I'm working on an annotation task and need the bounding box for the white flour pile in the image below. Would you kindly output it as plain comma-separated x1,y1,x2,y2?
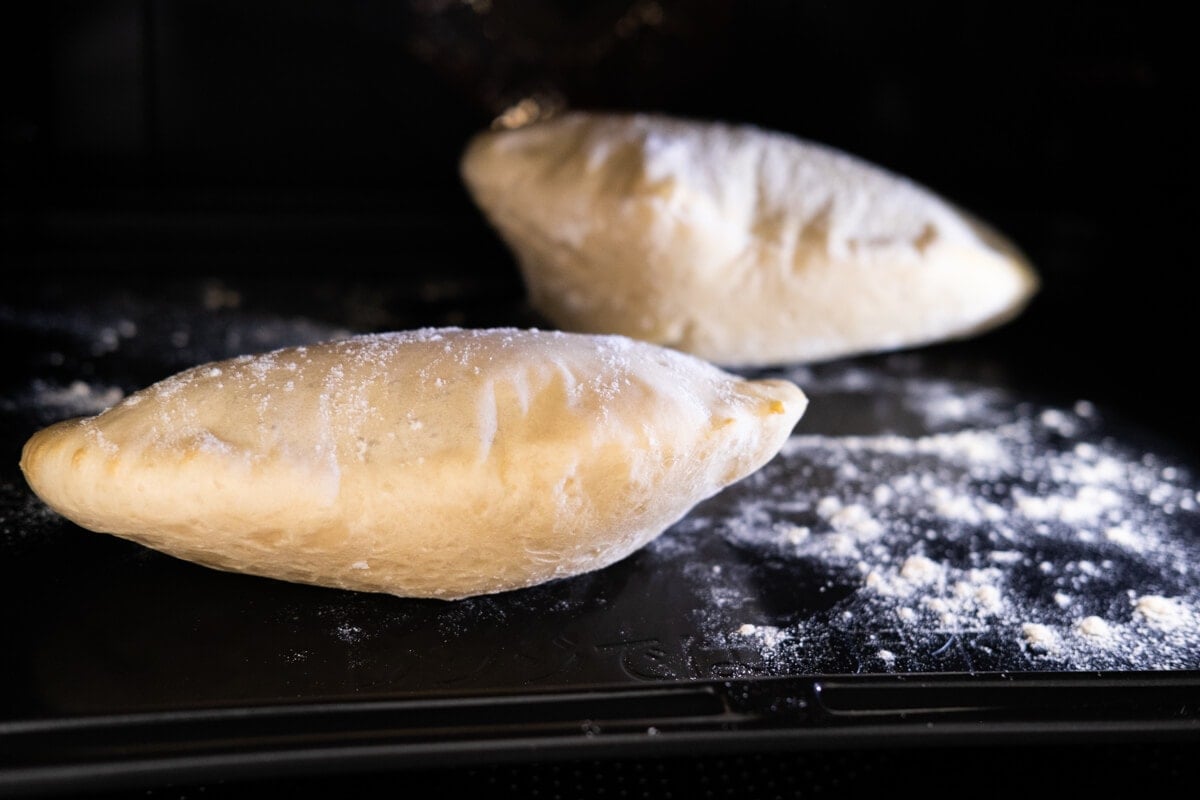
656,358,1200,673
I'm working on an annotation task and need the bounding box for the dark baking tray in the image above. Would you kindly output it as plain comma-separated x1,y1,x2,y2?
3,267,1199,796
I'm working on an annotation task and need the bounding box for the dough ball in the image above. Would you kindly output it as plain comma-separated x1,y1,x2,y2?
20,328,805,599
461,112,1039,366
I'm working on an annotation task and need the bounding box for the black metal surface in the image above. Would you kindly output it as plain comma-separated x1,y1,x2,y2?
3,272,1200,794
4,672,1200,795
46,745,1197,799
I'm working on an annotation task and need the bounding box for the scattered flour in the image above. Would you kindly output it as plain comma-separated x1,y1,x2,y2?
734,623,793,649
2,379,126,422
1020,623,1060,654
1076,615,1114,641
335,623,365,644
6,295,1199,678
1133,595,1190,631
682,356,1200,673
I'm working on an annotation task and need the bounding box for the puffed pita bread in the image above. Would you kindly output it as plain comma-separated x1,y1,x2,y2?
461,112,1039,366
20,328,805,599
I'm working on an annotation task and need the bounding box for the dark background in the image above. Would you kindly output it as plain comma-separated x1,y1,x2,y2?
2,1,1194,450
1,4,1197,795
2,0,1195,452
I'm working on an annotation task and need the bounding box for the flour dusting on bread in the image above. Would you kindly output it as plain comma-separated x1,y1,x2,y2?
20,328,805,600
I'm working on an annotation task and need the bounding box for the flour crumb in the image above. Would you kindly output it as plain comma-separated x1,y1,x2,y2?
826,503,883,537
1076,616,1114,642
735,623,792,648
1021,623,1060,654
1133,595,1188,631
780,524,810,545
900,555,942,584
